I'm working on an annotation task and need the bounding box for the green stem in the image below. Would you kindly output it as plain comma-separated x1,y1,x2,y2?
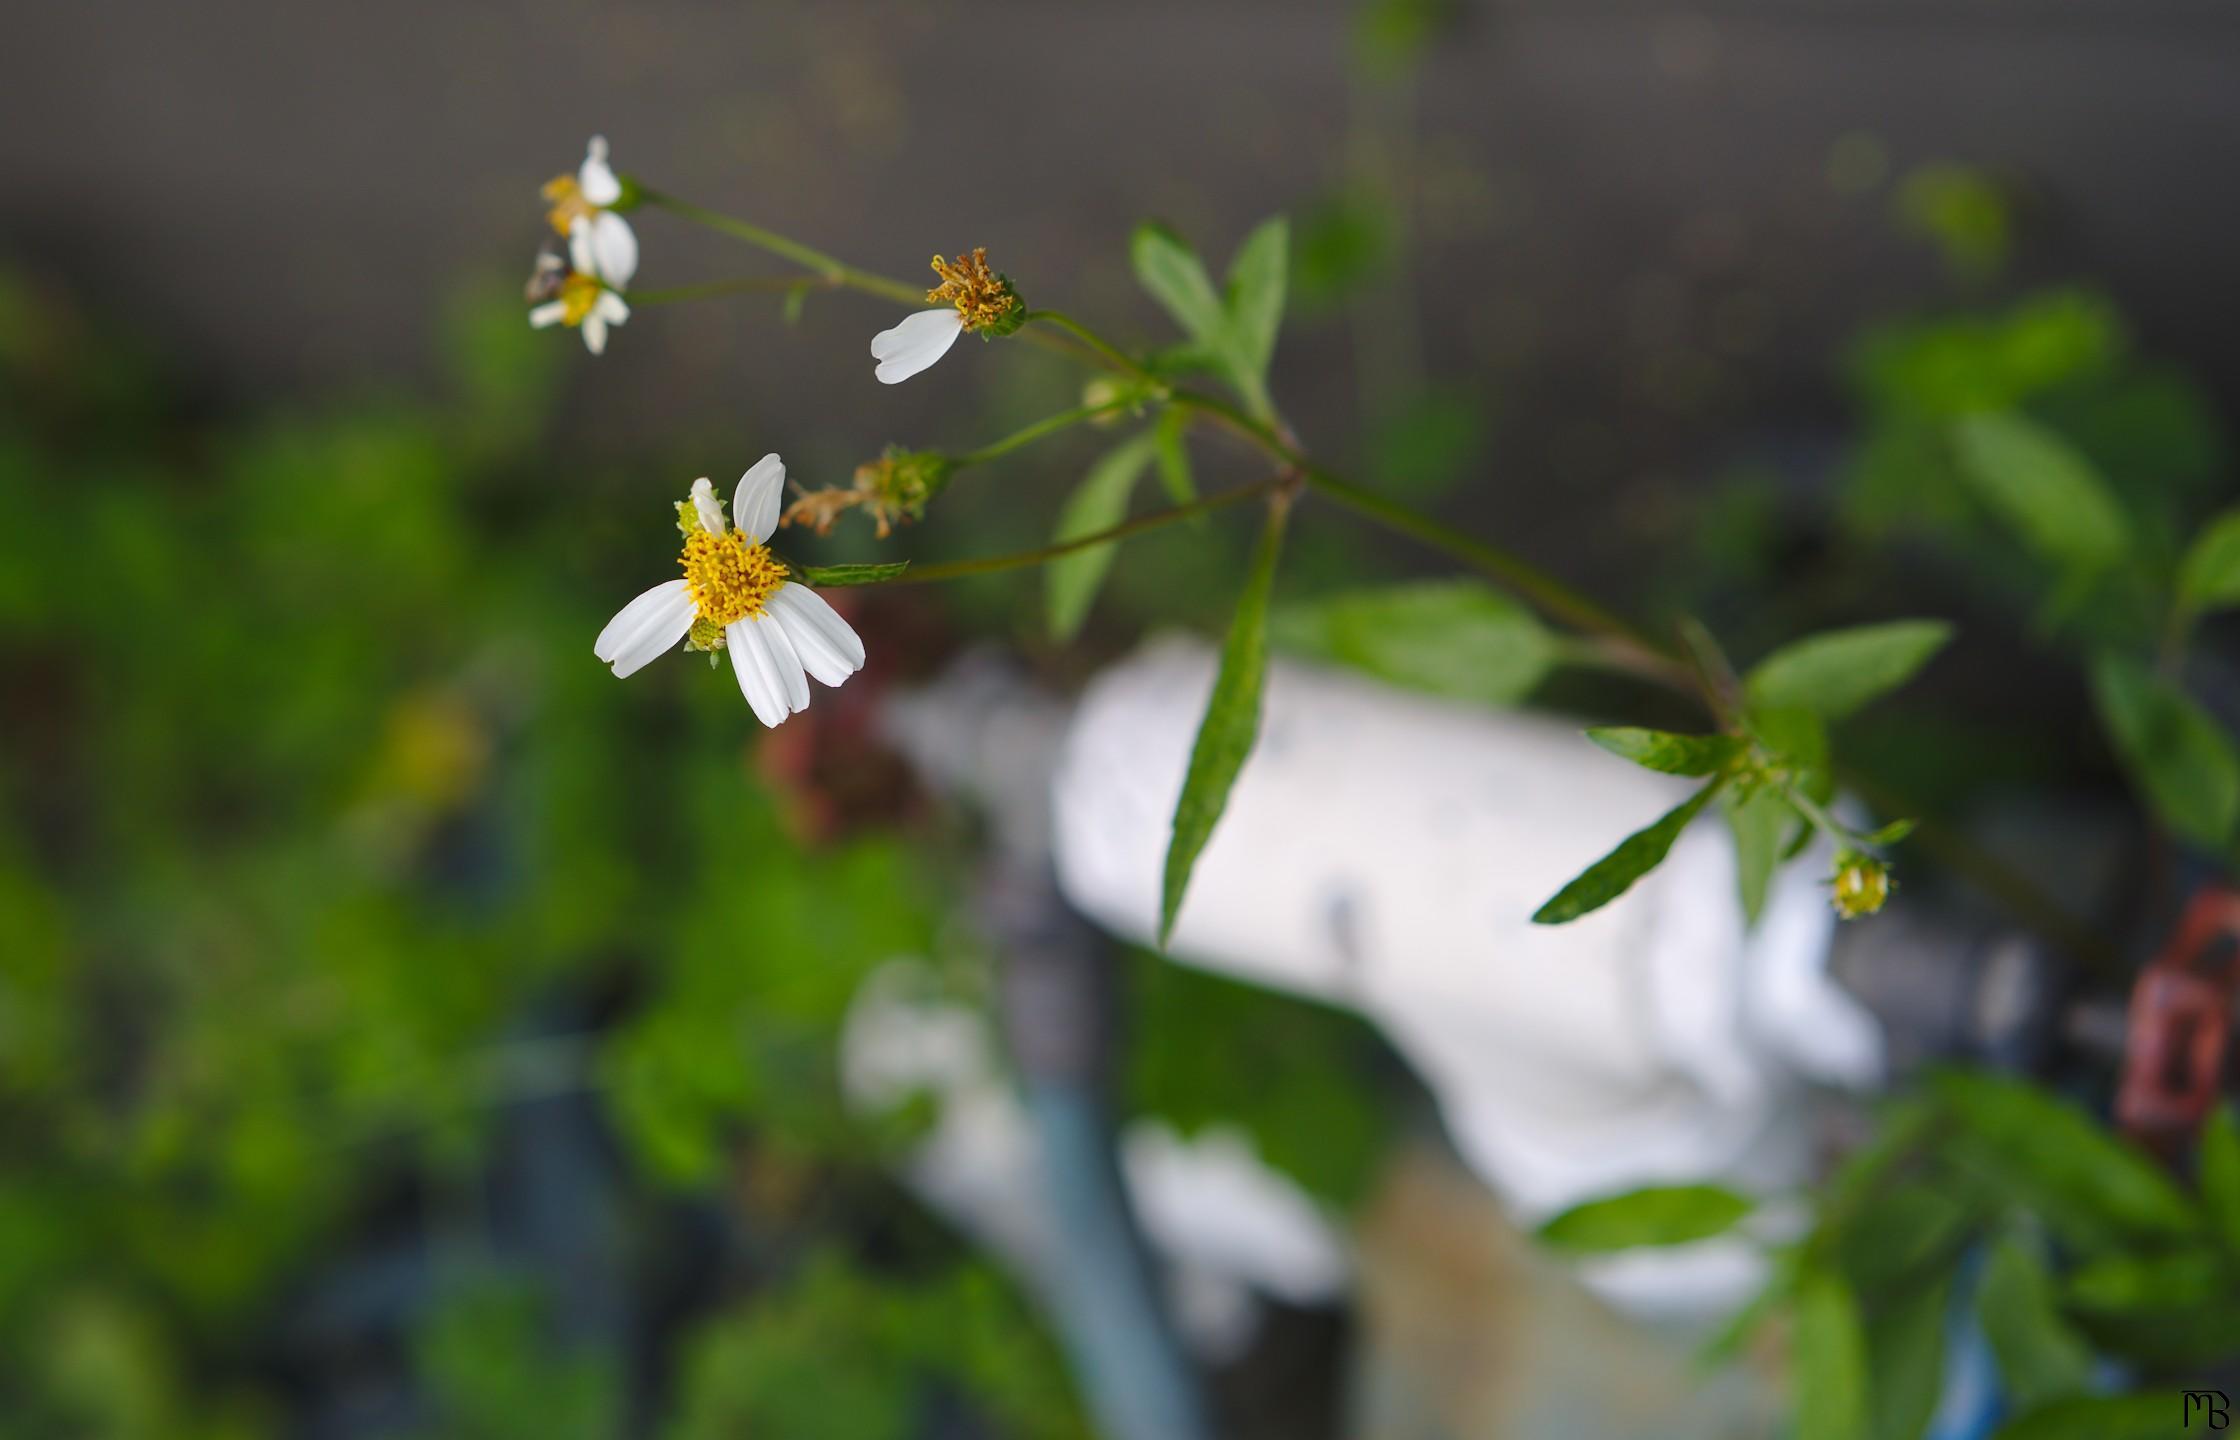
627,275,831,307
1025,309,1152,379
634,186,926,307
953,398,1139,469
881,479,1280,586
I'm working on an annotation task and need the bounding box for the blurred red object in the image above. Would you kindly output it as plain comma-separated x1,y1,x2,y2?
2116,885,2240,1152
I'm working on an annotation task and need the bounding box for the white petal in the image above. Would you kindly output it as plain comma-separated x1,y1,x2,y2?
755,612,811,713
579,136,623,206
733,453,786,545
528,300,567,329
581,313,607,355
593,291,630,325
594,578,694,676
769,584,864,687
690,478,726,534
588,211,637,289
870,309,964,385
727,618,792,728
568,218,597,276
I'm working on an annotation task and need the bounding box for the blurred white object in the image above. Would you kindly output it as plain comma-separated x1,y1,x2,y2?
1050,638,1885,1319
840,960,1350,1355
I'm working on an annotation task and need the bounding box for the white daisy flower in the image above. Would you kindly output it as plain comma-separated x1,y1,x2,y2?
529,218,632,354
542,135,638,290
871,248,1023,384
593,455,868,728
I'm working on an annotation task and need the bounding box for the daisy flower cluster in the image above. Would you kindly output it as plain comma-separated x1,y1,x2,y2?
527,137,635,355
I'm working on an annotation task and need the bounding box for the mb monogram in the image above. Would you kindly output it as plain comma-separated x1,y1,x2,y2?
2188,1390,2232,1430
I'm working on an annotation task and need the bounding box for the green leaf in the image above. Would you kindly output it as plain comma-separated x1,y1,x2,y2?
1223,216,1289,385
1793,1269,1870,1440
1977,1231,2095,1410
1044,433,1159,644
1931,1070,2200,1253
1585,727,1741,777
1748,705,1833,804
1151,406,1197,506
2090,654,2240,848
1160,504,1287,944
1989,1394,2180,1440
2178,508,2240,618
2065,1247,2233,1313
1532,780,1723,925
1867,1276,1952,1440
1951,412,2131,571
1271,580,1556,707
1745,620,1954,720
1722,783,1792,926
1130,224,1228,352
793,560,909,587
2202,1104,2240,1260
1832,1180,1976,1298
1536,1184,1753,1252
1859,818,1917,847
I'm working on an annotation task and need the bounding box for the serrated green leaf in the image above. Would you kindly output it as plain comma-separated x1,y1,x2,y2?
1745,620,1954,720
2090,654,2240,848
1130,224,1227,350
1160,504,1287,944
1794,1269,1869,1440
1533,780,1723,925
1932,1070,2200,1252
1868,1275,1952,1440
2178,508,2240,619
1978,1231,2095,1410
1989,1394,2178,1440
1224,216,1288,385
1952,412,2131,571
1536,1184,1753,1252
793,560,909,586
1044,433,1159,643
1271,580,1556,707
1586,727,1741,776
1151,406,1196,506
2202,1104,2240,1260
1722,783,1792,926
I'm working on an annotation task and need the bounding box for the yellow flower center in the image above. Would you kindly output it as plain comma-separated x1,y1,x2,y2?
680,528,787,626
542,173,597,236
927,248,1016,332
558,272,603,327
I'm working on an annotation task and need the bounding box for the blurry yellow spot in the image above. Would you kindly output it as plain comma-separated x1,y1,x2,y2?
542,173,595,236
927,248,1017,333
557,273,603,327
681,529,787,626
1830,851,1891,920
378,693,489,811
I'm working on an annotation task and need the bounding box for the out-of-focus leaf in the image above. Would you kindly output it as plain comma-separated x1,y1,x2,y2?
1931,1071,2200,1253
1224,216,1288,387
1537,1184,1753,1252
1045,432,1159,643
793,560,909,587
1272,580,1556,707
1151,406,1196,506
1131,224,1227,356
2065,1248,2233,1314
1586,727,1740,777
1533,781,1722,926
1989,1394,2178,1440
1722,784,1793,926
1161,504,1287,944
1977,1231,2094,1411
1868,1276,1952,1440
1951,412,2131,572
1749,705,1833,804
2176,509,2240,619
2090,654,2240,848
1793,1269,1869,1440
1833,1181,1975,1298
2202,1104,2240,1260
1746,621,1955,720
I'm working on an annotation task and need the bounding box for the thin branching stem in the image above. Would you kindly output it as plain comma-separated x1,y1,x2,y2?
878,478,1282,586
